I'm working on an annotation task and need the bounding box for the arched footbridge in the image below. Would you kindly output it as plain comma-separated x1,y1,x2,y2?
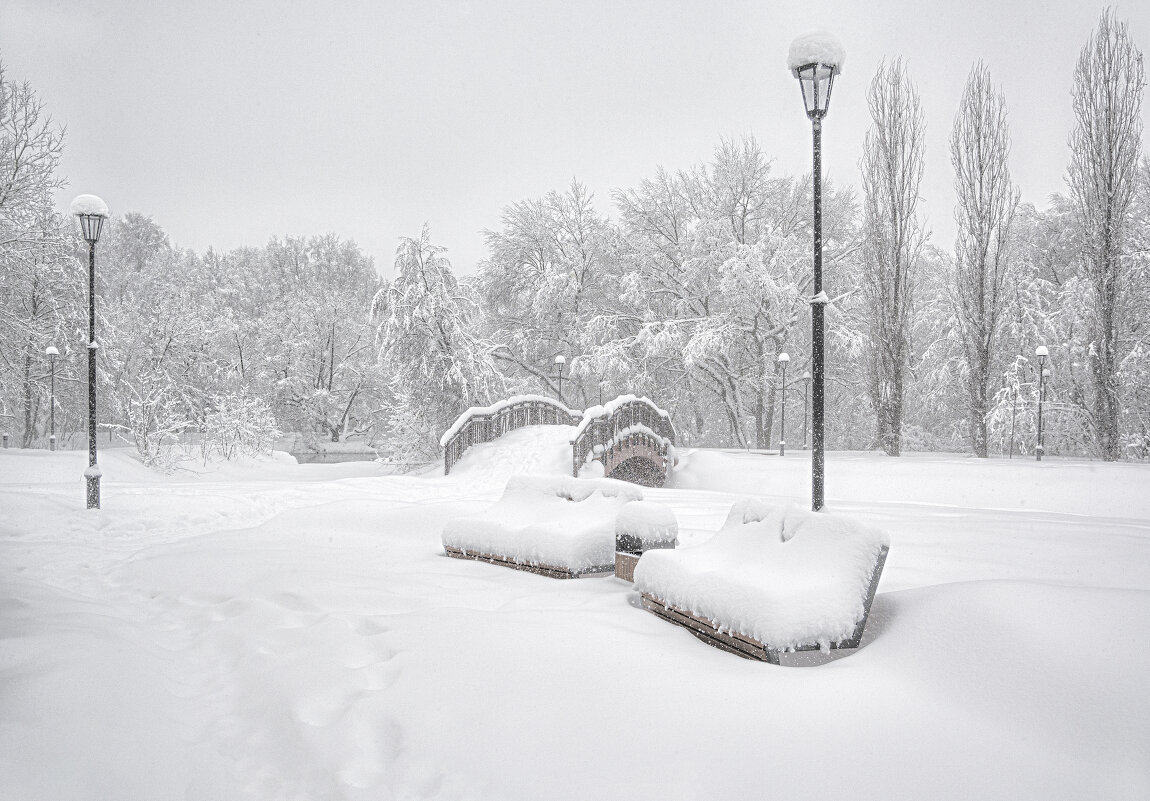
441,394,677,487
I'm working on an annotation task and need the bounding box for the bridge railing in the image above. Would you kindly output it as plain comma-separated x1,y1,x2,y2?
571,395,676,477
441,395,582,475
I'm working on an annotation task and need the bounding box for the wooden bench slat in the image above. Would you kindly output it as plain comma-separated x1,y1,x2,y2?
445,546,613,580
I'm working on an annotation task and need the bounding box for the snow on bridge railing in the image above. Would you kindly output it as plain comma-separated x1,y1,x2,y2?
571,395,676,478
441,395,582,475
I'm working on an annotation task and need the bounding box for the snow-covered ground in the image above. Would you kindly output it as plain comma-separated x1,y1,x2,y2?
2,429,1149,800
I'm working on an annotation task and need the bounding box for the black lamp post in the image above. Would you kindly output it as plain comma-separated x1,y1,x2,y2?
1035,345,1048,462
790,33,843,510
45,345,59,451
777,352,790,456
801,370,811,449
72,194,108,509
554,354,566,405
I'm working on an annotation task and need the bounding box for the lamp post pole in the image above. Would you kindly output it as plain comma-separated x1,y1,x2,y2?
45,346,58,451
1035,345,1048,462
554,354,566,406
85,235,100,505
811,118,826,507
72,195,108,509
801,370,811,449
777,352,790,456
789,32,842,510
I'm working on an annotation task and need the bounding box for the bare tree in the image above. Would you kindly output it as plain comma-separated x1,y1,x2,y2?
859,59,927,456
950,61,1019,457
1068,9,1144,460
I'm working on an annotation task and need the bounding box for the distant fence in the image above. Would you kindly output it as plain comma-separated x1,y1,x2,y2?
290,450,379,464
441,395,582,475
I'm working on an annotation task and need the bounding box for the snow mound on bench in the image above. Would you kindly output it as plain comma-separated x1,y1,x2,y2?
442,474,644,574
634,499,890,652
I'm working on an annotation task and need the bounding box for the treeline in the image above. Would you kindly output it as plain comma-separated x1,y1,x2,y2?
2,10,1148,466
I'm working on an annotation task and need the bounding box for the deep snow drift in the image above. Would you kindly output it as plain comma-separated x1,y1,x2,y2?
2,437,1149,800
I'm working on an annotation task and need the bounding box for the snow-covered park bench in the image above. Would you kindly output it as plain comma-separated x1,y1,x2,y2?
635,500,890,664
443,475,654,579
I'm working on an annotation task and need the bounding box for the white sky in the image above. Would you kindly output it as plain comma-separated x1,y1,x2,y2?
2,0,1148,278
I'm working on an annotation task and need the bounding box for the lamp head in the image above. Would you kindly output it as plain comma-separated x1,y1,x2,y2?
71,195,109,245
788,32,844,120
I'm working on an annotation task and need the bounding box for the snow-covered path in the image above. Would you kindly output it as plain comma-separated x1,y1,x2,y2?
2,439,1149,800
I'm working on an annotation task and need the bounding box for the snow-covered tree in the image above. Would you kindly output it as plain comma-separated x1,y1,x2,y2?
1068,9,1145,460
949,61,1019,457
859,59,928,456
0,59,73,447
256,235,382,442
608,137,859,447
376,226,503,462
97,220,218,468
478,181,619,405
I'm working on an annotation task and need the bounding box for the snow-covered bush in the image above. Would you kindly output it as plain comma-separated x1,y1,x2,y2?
110,383,190,473
200,392,281,461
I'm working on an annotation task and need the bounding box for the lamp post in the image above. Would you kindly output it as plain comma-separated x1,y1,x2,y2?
1035,345,1048,462
777,352,790,456
45,346,59,451
72,194,108,509
554,354,566,405
801,370,811,449
790,32,843,510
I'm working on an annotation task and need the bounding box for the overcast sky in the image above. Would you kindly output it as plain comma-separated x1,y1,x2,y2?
3,0,1148,278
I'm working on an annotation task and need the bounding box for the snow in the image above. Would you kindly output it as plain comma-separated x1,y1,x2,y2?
441,473,643,573
438,394,579,447
615,499,678,550
787,30,845,72
69,193,109,217
634,499,889,651
2,445,1149,800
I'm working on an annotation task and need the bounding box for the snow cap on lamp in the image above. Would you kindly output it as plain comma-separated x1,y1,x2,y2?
70,194,109,217
787,30,845,74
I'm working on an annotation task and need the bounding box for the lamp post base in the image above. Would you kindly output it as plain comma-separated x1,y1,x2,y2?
49,435,56,452
85,473,101,509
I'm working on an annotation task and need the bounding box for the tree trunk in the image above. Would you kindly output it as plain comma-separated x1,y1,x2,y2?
22,348,36,448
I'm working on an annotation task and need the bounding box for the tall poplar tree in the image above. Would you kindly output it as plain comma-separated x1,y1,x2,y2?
1068,9,1145,461
950,61,1019,457
859,59,927,456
